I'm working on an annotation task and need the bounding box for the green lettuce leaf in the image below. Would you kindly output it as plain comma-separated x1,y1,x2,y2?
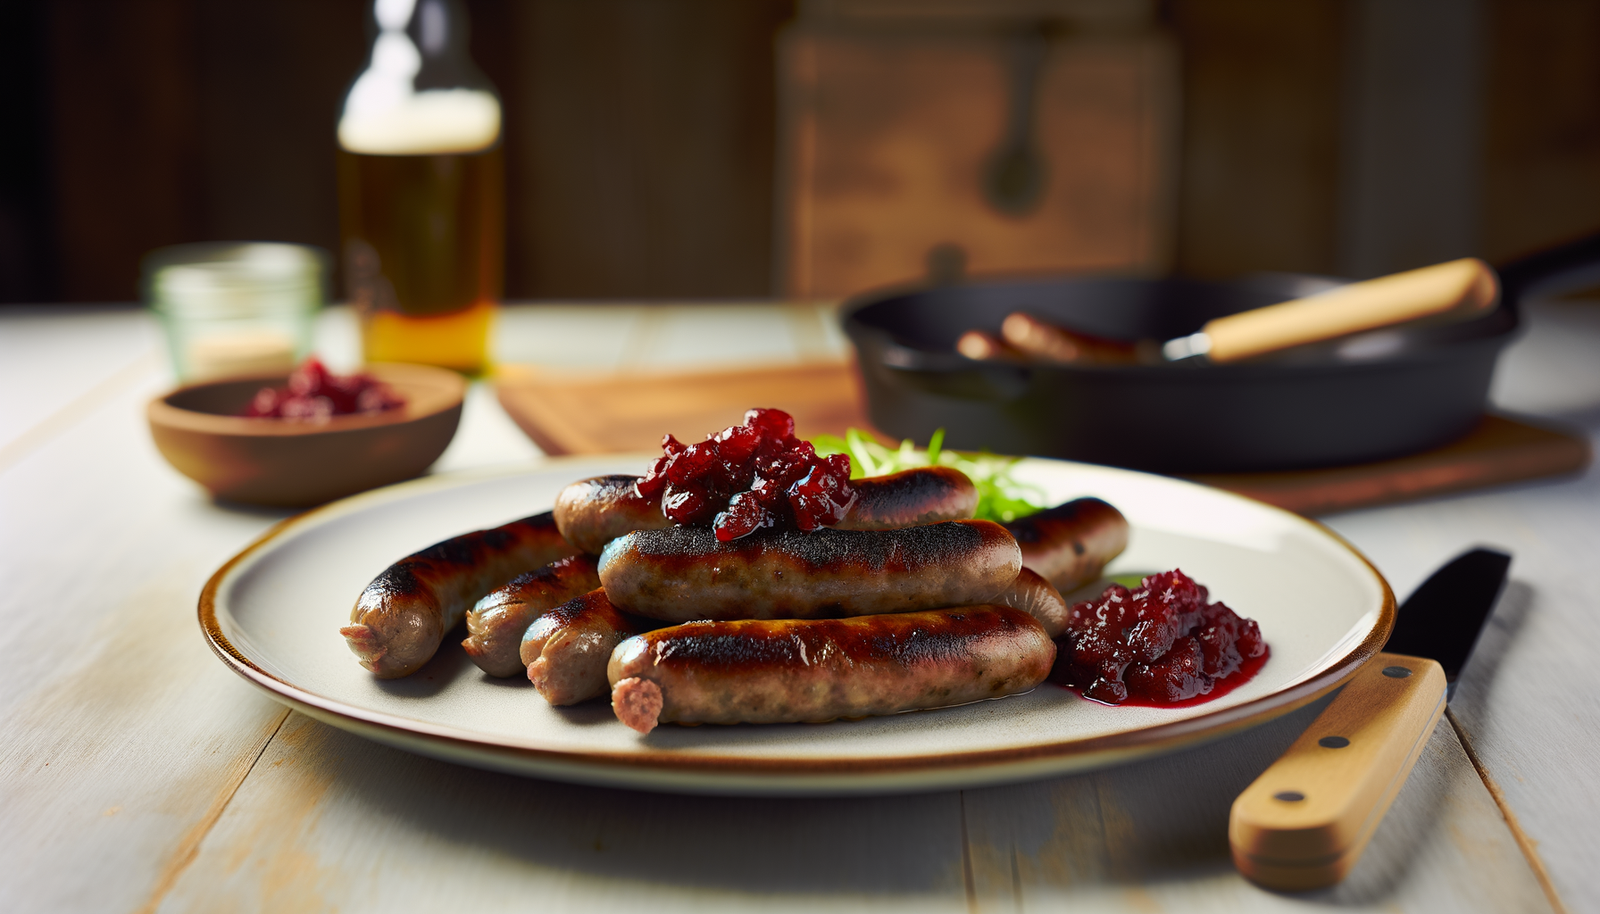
811,428,1047,523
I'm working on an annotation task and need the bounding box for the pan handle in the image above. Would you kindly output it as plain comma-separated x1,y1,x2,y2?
1496,231,1600,306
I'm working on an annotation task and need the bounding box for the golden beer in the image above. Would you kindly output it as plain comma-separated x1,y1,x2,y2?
337,0,504,375
337,143,504,373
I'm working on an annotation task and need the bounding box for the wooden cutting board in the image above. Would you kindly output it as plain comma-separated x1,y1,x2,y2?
495,361,1591,517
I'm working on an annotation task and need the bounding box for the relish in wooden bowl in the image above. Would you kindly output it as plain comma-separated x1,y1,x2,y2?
147,362,465,507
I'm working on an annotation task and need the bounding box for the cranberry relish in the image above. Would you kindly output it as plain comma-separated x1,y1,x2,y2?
242,357,404,420
635,408,858,542
1051,569,1266,705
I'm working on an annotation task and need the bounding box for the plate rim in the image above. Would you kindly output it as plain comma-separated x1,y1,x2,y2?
198,457,1395,785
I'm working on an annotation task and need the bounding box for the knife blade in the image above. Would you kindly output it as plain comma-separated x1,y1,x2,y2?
1228,547,1512,890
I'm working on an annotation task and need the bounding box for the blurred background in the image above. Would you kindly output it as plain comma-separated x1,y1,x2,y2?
1,0,1598,306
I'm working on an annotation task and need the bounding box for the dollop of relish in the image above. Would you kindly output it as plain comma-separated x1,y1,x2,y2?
241,357,404,421
635,407,857,542
1052,569,1266,704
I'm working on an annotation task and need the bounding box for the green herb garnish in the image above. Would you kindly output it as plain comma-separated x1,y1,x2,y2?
811,428,1047,523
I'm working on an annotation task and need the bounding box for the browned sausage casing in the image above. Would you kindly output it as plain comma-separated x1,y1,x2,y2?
340,513,579,679
608,606,1055,732
1002,498,1129,592
553,475,671,554
461,554,601,677
994,567,1069,638
521,589,654,706
598,519,1021,622
833,466,978,530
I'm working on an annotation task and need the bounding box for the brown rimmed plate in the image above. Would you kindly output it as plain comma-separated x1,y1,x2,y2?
199,455,1394,795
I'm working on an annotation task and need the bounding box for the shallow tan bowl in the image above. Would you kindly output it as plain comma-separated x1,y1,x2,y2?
148,363,466,507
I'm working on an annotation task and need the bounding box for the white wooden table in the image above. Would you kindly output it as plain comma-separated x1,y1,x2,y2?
2,297,1592,913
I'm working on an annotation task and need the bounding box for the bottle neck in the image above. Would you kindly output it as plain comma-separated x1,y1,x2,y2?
339,0,501,155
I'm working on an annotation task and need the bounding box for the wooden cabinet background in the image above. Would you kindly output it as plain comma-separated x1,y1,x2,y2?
1,0,1597,304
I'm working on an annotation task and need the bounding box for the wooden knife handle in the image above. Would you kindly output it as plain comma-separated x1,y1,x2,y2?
1202,257,1498,363
1229,652,1448,890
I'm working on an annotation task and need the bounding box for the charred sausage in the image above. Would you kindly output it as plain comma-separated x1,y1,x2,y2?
833,466,978,530
1002,498,1128,592
556,466,974,553
608,606,1055,732
598,519,1021,622
993,566,1068,638
521,589,655,705
461,554,601,677
340,513,579,679
553,475,671,554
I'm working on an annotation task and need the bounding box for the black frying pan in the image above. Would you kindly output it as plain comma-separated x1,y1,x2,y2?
842,234,1600,474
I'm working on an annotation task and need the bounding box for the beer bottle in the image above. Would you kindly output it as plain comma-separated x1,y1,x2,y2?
337,0,504,374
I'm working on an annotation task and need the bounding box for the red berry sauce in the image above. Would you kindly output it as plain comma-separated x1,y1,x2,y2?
240,357,404,420
634,407,857,542
1049,569,1267,706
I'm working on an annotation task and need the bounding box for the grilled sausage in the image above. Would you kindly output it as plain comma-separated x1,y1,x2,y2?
833,466,978,530
553,475,671,554
608,606,1055,732
994,566,1069,638
521,589,654,706
461,554,601,677
556,466,975,554
340,513,579,679
598,519,1021,622
1002,498,1128,592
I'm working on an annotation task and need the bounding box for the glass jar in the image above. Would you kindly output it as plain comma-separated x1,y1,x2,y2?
145,243,325,382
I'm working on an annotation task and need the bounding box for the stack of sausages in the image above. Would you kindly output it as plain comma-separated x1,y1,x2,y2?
340,468,1128,734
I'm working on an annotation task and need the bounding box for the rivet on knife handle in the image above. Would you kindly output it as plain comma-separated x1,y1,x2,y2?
1229,652,1448,890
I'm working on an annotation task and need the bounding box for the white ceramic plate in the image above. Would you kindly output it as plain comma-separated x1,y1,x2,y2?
201,455,1393,795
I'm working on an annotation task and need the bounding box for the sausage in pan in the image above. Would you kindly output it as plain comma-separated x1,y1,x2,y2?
1002,498,1128,592
598,519,1021,622
608,606,1055,733
521,589,654,705
340,513,579,678
461,554,601,677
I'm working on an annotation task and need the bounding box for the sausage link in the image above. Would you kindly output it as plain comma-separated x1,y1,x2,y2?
994,567,1068,638
608,606,1055,732
522,589,655,705
340,513,579,679
553,475,671,554
461,554,601,677
833,466,978,530
1002,498,1129,592
598,519,1021,622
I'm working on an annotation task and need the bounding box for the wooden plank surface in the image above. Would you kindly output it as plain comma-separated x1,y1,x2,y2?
1191,413,1592,516
961,708,1553,913
1,300,1589,913
496,361,873,455
0,355,293,913
148,695,1552,913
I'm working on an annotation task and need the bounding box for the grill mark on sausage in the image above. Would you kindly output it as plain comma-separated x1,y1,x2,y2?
607,606,1055,731
1002,497,1128,592
341,512,579,679
599,520,1022,621
554,475,671,554
521,589,653,705
835,466,978,530
462,553,601,677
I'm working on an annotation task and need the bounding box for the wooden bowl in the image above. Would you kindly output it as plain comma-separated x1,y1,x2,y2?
148,363,466,507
